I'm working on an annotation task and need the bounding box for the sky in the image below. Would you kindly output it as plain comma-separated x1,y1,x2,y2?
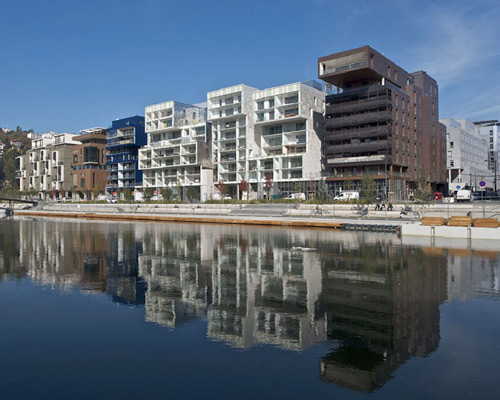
1,0,499,133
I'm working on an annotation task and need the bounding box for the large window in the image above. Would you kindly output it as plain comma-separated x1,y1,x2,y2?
83,147,100,164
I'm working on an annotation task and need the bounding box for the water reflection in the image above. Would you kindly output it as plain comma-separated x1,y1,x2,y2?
1,218,499,394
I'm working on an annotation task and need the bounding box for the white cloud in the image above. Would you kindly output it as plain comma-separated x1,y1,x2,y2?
403,3,500,87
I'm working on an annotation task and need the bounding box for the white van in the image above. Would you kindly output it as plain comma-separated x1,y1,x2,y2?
286,193,306,200
334,191,360,201
212,193,232,200
456,189,473,202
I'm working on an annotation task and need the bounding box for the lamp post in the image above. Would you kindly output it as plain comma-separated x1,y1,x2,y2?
494,153,498,192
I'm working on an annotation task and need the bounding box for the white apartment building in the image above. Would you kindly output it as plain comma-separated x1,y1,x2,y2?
440,118,491,191
0,142,4,160
207,84,258,198
251,82,325,198
16,133,79,198
208,82,325,199
475,120,500,191
139,101,213,200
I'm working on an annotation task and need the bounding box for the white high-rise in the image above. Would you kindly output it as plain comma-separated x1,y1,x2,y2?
440,118,491,190
475,120,500,191
251,82,325,198
139,101,213,200
207,84,258,196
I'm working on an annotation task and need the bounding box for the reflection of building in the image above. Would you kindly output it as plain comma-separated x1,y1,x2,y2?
14,219,146,303
138,224,213,328
318,242,447,393
7,219,499,394
447,250,500,301
207,231,325,350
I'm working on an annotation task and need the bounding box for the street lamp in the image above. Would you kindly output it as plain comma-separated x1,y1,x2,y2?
494,153,498,192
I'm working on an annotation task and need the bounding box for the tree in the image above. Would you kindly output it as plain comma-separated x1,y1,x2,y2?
124,188,133,202
413,172,431,204
360,175,378,204
344,180,355,191
161,187,173,202
2,148,18,186
144,187,154,201
294,181,303,194
186,186,198,203
216,179,226,195
264,173,273,199
92,184,100,199
316,181,329,203
175,179,183,201
239,179,248,200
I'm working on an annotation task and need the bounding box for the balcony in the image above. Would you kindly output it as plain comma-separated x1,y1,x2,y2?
320,60,367,76
323,126,391,140
326,98,391,115
325,140,389,154
325,111,392,129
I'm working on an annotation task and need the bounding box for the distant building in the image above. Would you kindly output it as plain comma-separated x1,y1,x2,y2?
474,120,500,191
15,133,79,198
71,128,107,200
318,45,447,200
0,143,4,160
11,141,23,150
440,118,491,191
105,116,146,196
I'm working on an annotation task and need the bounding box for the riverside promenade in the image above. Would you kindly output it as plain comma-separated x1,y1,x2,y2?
9,201,500,244
9,200,499,228
11,202,410,230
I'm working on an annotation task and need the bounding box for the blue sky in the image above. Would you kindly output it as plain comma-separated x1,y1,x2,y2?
1,0,499,133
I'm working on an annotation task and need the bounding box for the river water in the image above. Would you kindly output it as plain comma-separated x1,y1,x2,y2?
0,217,499,399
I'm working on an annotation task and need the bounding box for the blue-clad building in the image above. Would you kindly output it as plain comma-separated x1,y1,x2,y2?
106,116,146,195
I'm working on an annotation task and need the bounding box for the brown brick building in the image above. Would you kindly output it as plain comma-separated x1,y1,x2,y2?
71,128,107,200
318,46,447,200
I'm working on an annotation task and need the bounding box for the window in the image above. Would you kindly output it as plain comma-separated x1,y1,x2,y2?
83,147,100,163
450,142,454,149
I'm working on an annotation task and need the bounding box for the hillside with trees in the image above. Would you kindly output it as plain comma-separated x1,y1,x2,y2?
0,126,32,190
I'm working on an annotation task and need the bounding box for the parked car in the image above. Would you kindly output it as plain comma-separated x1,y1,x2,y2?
433,192,443,201
107,197,118,204
472,191,483,200
485,191,499,200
